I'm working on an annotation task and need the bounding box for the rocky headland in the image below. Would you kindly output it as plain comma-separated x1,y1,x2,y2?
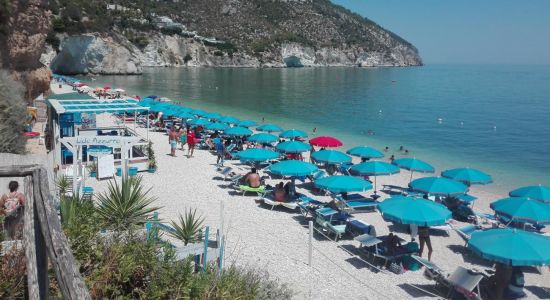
44,0,422,75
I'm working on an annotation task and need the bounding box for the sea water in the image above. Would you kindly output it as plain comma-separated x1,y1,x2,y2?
80,64,550,193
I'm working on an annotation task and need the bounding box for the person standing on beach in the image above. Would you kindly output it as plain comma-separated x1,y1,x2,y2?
168,126,178,157
215,138,225,167
0,181,26,240
179,127,187,150
418,226,433,261
187,130,196,158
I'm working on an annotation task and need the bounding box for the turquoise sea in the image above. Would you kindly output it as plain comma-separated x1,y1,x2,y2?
80,64,550,193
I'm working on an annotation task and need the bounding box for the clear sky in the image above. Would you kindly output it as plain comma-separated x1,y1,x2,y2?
331,0,550,65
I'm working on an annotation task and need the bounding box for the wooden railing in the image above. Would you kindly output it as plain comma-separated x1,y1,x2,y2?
0,164,90,299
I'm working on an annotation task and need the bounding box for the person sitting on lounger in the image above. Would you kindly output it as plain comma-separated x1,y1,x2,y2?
274,182,287,202
384,233,402,255
244,168,261,188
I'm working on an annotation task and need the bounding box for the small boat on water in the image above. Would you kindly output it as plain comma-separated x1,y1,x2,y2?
158,97,172,102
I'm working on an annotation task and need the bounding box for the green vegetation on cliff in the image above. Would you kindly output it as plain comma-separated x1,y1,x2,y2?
46,0,420,63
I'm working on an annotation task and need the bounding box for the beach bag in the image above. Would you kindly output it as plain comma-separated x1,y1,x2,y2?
389,261,404,274
4,193,21,217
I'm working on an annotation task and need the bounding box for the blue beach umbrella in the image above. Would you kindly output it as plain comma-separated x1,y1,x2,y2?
276,141,311,153
468,228,550,266
350,161,400,193
315,175,372,193
219,116,240,124
393,158,435,182
346,146,384,159
191,109,208,116
205,122,229,131
248,133,278,144
188,118,211,127
257,123,283,133
490,197,550,225
280,129,308,139
224,126,253,137
442,168,492,185
378,195,452,226
311,150,351,164
235,148,279,162
238,120,258,127
203,112,222,120
269,160,318,177
177,112,193,119
509,185,550,203
409,176,468,196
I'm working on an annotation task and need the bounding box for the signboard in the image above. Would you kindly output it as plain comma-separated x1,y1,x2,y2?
88,146,112,157
98,154,115,179
60,136,140,148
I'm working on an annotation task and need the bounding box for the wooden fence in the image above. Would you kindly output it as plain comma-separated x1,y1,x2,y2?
0,164,91,299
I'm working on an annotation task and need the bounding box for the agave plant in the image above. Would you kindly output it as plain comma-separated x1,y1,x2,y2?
169,209,205,245
96,176,160,231
55,176,70,199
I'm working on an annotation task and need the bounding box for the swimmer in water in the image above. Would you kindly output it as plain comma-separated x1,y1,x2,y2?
384,146,389,152
389,155,395,163
399,145,404,151
404,149,409,155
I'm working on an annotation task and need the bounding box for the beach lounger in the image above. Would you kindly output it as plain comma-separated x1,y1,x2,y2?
218,167,233,179
337,162,353,176
314,207,349,241
453,224,481,245
297,196,325,218
411,255,484,299
262,194,299,210
335,194,378,212
356,234,413,268
239,185,267,196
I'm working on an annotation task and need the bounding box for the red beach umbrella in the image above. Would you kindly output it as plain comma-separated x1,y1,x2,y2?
309,136,343,148
103,86,111,90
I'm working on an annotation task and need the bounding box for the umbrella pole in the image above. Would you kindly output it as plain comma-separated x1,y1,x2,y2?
374,176,377,195
409,171,414,183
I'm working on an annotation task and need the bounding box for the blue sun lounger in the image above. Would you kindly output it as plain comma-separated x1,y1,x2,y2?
453,224,481,245
335,194,378,212
315,207,349,241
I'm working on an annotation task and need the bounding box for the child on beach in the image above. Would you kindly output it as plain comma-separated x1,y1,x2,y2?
187,130,196,158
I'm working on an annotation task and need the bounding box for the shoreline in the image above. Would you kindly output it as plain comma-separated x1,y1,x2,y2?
75,66,550,193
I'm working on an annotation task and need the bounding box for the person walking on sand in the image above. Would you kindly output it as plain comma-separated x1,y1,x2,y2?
168,126,178,157
179,127,187,150
418,226,433,261
186,130,196,158
0,181,26,240
215,137,225,167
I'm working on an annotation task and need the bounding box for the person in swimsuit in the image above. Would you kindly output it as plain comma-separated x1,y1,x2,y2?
0,181,26,240
186,130,196,158
168,126,178,157
244,168,261,188
179,127,187,150
418,226,433,261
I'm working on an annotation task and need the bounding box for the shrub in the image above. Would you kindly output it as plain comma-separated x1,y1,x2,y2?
169,209,204,245
0,70,27,154
95,176,160,231
52,17,65,32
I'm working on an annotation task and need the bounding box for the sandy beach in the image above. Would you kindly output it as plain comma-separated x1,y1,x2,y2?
55,82,549,299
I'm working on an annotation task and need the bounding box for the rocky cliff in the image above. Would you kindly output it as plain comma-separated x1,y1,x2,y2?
0,0,51,102
47,0,422,74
